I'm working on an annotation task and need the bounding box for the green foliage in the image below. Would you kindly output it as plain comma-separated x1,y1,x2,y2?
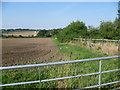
2,29,36,33
57,21,87,42
87,19,120,40
57,19,120,43
2,18,120,40
99,21,115,39
37,29,62,37
54,39,106,60
113,18,120,39
87,27,101,39
37,30,47,37
2,35,49,38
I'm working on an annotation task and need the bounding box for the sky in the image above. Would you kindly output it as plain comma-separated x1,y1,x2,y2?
2,2,118,29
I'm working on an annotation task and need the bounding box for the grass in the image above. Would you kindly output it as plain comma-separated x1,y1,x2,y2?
54,40,106,60
2,38,119,88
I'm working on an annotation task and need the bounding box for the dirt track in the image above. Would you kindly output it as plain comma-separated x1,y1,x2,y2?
2,38,63,66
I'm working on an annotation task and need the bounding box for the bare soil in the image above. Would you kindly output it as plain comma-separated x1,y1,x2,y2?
2,38,63,66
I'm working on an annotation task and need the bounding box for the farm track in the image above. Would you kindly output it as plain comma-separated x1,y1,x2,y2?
2,38,63,66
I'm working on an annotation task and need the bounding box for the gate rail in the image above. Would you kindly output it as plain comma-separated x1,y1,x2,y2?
0,55,120,88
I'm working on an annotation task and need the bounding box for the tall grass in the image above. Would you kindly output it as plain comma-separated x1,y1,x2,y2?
2,38,119,88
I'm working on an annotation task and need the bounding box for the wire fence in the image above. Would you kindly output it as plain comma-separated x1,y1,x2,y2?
0,55,120,89
74,38,119,42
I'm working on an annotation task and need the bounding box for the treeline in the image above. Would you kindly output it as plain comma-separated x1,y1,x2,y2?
37,28,62,37
88,18,120,40
1,18,120,41
2,35,36,38
1,28,62,38
2,28,37,33
56,18,120,42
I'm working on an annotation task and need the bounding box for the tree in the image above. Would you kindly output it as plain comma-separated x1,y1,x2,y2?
88,27,101,39
113,18,120,39
37,30,47,37
57,21,87,42
99,21,115,39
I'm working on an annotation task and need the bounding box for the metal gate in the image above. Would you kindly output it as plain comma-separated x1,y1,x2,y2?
0,55,120,89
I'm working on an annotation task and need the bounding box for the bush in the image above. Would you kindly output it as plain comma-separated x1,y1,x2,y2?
57,21,87,42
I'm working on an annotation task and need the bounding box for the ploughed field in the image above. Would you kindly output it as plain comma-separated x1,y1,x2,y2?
2,38,63,66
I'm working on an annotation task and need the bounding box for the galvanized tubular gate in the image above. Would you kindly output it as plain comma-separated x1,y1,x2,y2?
0,55,120,88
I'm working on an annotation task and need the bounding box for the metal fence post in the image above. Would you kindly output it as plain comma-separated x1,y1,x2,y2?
38,67,41,83
98,60,102,90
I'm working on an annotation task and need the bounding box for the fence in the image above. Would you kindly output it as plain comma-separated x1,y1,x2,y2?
0,55,120,89
74,38,119,42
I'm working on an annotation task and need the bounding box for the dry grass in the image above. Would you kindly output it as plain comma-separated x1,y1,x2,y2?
67,40,119,56
95,42,118,55
2,31,39,37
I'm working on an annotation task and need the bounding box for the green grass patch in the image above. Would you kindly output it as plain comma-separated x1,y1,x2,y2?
53,38,106,60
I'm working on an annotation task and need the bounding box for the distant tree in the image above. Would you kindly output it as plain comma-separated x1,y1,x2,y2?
19,35,23,37
37,28,62,37
45,31,52,37
50,29,61,36
37,30,47,37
